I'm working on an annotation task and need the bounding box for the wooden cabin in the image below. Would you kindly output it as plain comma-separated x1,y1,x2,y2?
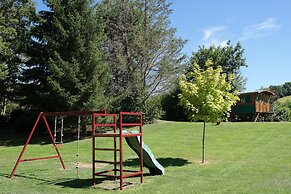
231,90,274,122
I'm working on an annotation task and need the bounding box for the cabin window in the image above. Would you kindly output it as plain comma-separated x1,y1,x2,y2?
263,94,270,103
240,96,245,103
256,94,261,102
266,95,270,103
245,95,251,103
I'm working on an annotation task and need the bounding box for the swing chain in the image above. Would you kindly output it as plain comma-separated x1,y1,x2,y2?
60,116,64,144
76,115,81,178
54,116,57,142
53,116,64,145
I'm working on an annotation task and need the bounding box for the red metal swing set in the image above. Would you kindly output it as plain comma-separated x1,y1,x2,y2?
9,111,144,190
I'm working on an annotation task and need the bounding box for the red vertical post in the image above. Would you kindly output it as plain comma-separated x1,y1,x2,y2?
119,112,123,190
42,115,65,169
113,114,117,179
139,113,144,184
92,113,96,186
9,112,43,178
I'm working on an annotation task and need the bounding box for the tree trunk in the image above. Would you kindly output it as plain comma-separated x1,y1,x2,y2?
202,121,206,163
0,96,7,115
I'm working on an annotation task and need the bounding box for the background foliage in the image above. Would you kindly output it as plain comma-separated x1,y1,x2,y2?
0,0,187,127
272,100,291,122
0,0,36,115
188,41,247,92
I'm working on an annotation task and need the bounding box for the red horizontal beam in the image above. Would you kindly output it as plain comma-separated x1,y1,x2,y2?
115,169,141,173
94,169,115,174
121,123,142,127
93,113,116,117
123,171,143,178
44,111,105,117
122,133,142,137
94,160,119,164
94,148,120,151
93,133,119,137
94,173,119,178
120,112,142,115
19,155,59,162
94,124,116,127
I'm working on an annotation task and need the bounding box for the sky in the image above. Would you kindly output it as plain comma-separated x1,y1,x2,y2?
34,0,291,91
168,0,291,91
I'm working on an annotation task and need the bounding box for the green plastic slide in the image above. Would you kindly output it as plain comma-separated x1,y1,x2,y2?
124,130,164,175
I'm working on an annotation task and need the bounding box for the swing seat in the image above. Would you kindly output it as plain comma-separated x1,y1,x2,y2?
53,142,64,148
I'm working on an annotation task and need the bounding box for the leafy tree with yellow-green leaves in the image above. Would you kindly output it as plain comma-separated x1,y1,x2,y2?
179,60,239,163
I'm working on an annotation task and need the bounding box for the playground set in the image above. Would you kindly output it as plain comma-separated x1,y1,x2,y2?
9,111,164,190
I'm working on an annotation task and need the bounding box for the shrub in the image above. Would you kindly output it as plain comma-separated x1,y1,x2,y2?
272,100,291,121
142,95,164,124
160,88,188,121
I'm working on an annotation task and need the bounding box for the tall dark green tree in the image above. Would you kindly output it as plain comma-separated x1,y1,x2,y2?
0,0,35,115
189,41,247,91
21,0,108,111
98,0,185,120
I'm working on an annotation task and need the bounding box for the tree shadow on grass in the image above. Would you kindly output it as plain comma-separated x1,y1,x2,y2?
55,178,139,190
0,130,27,146
124,157,191,167
4,173,119,190
7,173,102,189
3,173,63,185
55,178,97,188
0,128,92,146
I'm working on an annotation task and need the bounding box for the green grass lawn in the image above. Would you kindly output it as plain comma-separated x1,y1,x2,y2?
1,121,291,193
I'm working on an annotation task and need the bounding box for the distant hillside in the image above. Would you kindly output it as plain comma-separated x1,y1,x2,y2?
276,95,291,104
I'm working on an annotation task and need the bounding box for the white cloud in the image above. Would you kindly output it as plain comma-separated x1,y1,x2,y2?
198,18,281,48
239,18,281,41
202,26,226,41
201,26,228,47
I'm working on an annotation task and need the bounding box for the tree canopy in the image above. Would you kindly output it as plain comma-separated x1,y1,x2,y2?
268,82,291,98
189,41,247,92
179,60,239,122
0,0,36,115
1,0,251,127
21,0,108,112
98,0,185,117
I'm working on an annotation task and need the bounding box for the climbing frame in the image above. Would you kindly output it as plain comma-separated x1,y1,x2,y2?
92,112,143,190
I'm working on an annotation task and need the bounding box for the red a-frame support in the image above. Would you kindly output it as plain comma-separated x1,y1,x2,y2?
9,112,66,178
9,111,104,178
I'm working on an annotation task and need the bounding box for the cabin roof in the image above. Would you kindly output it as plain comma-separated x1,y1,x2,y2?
238,90,274,96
